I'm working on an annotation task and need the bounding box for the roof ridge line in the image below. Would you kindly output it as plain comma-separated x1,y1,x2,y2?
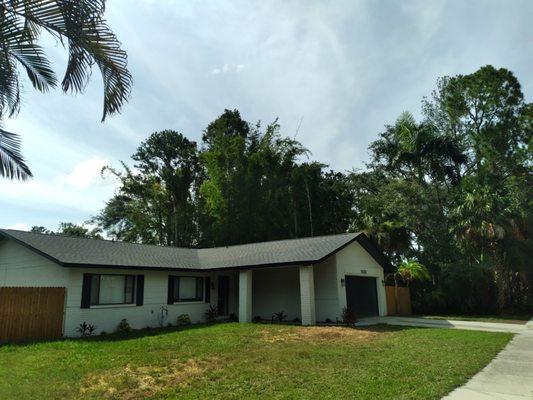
1,228,359,251
199,232,359,251
0,229,194,251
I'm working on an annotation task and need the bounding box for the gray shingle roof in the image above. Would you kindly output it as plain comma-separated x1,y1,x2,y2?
0,229,374,271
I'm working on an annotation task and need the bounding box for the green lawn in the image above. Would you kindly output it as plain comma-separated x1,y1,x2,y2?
418,314,531,324
0,323,512,400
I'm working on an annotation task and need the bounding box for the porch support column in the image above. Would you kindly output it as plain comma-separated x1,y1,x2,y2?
299,265,316,325
238,269,253,322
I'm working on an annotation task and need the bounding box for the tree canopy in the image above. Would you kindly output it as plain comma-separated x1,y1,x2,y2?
351,66,532,314
93,110,354,247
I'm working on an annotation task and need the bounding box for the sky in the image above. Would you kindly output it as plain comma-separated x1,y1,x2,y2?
1,0,532,232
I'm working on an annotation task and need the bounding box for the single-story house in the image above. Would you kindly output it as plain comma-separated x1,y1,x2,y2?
0,229,393,337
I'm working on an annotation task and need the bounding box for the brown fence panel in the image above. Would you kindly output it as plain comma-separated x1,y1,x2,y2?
0,287,65,343
385,286,412,316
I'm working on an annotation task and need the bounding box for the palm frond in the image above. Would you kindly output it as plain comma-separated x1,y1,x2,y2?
397,259,430,283
0,0,132,180
0,54,21,117
0,126,32,180
0,4,56,109
1,0,132,121
0,13,22,117
11,41,57,91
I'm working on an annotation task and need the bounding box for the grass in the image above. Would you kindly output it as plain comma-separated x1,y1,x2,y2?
0,323,512,400
417,314,531,325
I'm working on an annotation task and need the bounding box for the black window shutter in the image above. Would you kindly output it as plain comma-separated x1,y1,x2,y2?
167,276,174,304
205,277,211,303
81,273,92,308
136,275,144,306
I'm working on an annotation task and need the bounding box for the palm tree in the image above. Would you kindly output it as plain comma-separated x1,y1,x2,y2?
372,112,466,185
396,259,430,286
392,259,430,315
451,179,528,313
0,0,132,180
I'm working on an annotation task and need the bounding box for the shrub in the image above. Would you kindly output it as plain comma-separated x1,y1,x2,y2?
272,311,287,323
252,315,262,323
292,317,301,323
204,305,218,322
77,322,96,337
177,314,192,326
341,307,357,325
228,313,238,322
325,318,333,323
116,318,132,333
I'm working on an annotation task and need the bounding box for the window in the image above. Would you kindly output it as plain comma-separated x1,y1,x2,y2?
90,274,135,305
171,276,204,302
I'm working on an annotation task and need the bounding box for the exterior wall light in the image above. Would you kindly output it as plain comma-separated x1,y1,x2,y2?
340,278,345,287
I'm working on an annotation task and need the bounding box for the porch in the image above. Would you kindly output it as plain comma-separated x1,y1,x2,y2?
238,265,317,325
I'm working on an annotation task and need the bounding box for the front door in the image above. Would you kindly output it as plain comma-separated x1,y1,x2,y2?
217,276,230,316
345,276,379,317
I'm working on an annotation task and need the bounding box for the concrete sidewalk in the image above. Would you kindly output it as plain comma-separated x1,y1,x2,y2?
357,316,533,399
443,328,533,399
356,316,527,333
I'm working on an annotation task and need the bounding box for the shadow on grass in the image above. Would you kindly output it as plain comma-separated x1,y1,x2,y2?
0,322,227,348
1,321,424,349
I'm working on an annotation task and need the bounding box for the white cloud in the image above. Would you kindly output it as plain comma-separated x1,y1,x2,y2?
210,63,246,75
0,156,118,223
6,223,30,231
54,156,109,189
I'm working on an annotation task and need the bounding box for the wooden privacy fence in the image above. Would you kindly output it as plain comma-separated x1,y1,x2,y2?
385,286,412,316
0,287,65,343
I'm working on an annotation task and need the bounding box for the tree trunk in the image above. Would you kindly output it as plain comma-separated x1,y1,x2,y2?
304,180,313,237
490,242,508,314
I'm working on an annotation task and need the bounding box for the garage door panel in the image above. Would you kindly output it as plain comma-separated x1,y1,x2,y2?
345,276,378,317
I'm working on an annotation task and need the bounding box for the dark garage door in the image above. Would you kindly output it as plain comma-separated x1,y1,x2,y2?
345,276,379,317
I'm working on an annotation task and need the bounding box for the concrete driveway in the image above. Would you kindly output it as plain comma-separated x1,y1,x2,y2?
356,316,527,333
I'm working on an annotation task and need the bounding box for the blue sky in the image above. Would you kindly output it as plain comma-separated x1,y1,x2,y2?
1,0,532,231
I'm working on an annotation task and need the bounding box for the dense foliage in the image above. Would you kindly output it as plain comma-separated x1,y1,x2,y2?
351,66,532,314
31,223,102,238
93,110,354,247
88,65,530,315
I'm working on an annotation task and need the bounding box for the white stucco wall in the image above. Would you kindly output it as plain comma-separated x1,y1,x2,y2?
252,266,301,321
0,239,236,337
64,268,221,336
0,240,69,287
64,269,241,337
313,255,339,322
335,241,387,317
